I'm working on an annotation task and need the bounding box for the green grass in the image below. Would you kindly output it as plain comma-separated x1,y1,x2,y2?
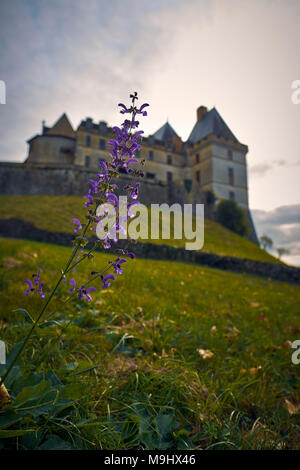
0,195,279,263
0,237,299,449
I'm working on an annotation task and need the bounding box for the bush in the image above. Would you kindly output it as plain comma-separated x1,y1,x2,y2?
216,200,249,236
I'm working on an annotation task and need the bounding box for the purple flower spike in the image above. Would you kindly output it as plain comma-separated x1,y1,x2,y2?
24,279,35,295
68,278,76,294
72,218,82,233
126,252,135,259
101,273,115,289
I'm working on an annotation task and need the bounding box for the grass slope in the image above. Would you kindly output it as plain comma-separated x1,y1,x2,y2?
0,195,278,263
0,237,299,449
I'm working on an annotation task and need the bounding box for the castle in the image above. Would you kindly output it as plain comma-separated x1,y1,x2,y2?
0,105,258,242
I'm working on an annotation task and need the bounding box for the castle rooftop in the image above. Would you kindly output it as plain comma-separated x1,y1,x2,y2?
188,106,238,145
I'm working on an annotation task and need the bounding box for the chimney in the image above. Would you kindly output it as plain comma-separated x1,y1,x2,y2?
172,135,183,153
196,106,207,122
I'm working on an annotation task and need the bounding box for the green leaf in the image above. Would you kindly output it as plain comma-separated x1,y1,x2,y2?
69,361,101,376
61,362,78,371
14,380,50,407
0,428,35,438
38,435,73,450
0,410,23,430
13,308,34,324
38,320,61,329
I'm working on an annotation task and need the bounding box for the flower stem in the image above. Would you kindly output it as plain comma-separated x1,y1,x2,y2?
0,219,92,388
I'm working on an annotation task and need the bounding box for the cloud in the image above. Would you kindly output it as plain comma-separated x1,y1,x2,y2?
0,0,300,213
252,204,300,266
249,163,272,177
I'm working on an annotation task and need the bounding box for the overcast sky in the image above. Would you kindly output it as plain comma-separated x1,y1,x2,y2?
0,0,299,264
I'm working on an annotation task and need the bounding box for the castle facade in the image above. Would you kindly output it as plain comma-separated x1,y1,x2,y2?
0,105,257,242
25,105,249,209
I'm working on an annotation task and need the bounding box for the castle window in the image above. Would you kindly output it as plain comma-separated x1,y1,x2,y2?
228,149,233,160
99,139,106,150
229,191,235,201
86,135,91,147
196,170,201,183
85,156,90,168
167,155,172,165
149,150,154,160
228,167,234,185
167,171,173,182
196,153,200,164
146,172,156,179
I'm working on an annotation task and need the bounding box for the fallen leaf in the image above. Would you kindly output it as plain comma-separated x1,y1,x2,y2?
0,381,11,407
258,314,268,322
281,340,292,350
240,366,262,376
249,301,260,308
153,348,169,359
196,348,214,360
249,366,262,376
210,325,217,334
225,326,240,336
136,306,143,315
284,398,300,415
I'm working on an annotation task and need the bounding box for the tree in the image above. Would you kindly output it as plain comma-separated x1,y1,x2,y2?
204,190,216,219
276,247,290,259
216,199,249,236
259,235,273,251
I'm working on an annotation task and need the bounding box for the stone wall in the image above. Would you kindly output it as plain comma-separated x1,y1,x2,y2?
0,162,168,205
0,217,299,283
0,162,259,243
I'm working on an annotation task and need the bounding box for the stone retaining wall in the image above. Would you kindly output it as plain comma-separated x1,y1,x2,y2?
0,218,299,283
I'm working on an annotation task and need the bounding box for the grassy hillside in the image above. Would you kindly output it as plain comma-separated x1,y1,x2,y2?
0,195,278,263
0,237,299,449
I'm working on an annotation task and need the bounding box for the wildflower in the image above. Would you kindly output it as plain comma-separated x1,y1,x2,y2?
32,269,41,286
78,285,97,302
123,158,138,173
105,190,119,207
68,278,76,294
112,258,127,275
24,270,45,298
98,160,109,182
88,179,100,194
38,282,45,299
24,279,35,295
72,218,82,233
130,183,140,200
136,103,149,116
128,201,140,218
101,274,115,289
84,189,94,208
